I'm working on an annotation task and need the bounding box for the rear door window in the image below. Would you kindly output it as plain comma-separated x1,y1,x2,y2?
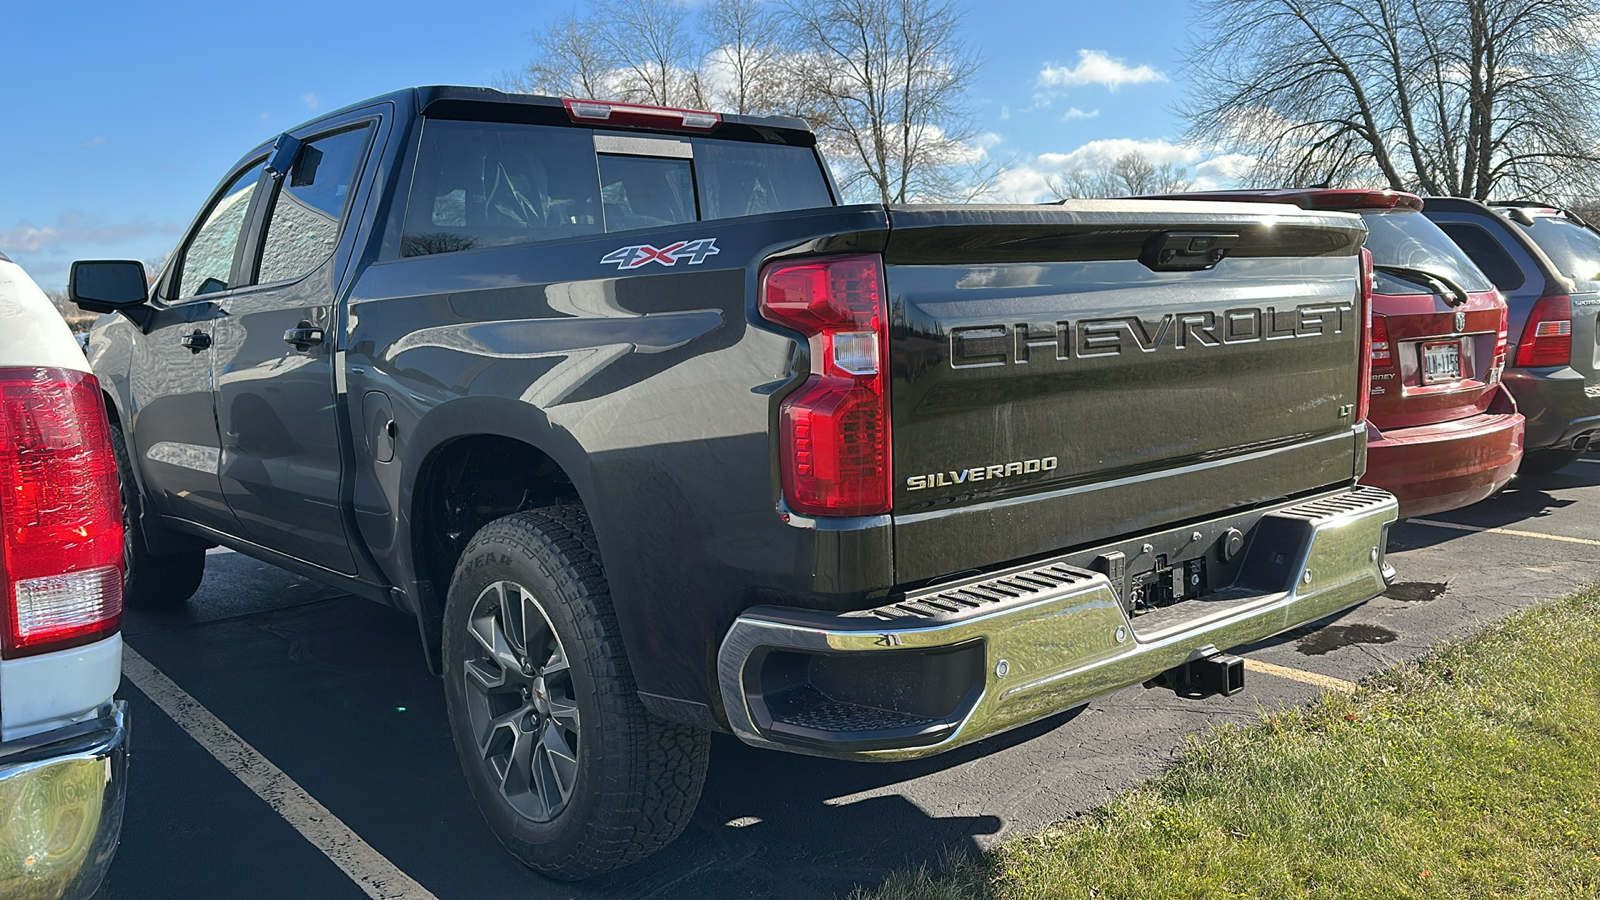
401,119,832,258
255,125,372,285
1361,209,1494,295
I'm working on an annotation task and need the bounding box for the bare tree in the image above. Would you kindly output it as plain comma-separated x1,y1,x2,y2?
700,0,786,114
1045,151,1194,199
1181,0,1600,199
502,12,622,99
784,0,994,203
595,0,704,106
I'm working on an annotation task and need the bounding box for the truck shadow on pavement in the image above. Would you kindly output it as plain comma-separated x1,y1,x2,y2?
113,575,1074,900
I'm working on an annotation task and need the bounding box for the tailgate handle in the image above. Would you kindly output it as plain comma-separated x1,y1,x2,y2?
1141,231,1239,272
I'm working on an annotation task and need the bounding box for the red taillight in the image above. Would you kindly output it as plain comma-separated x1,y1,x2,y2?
0,368,124,658
1370,315,1393,369
1494,300,1510,371
1357,248,1375,423
1515,294,1573,368
562,98,721,131
760,255,891,517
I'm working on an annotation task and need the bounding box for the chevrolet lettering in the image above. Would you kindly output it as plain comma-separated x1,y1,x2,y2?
906,457,1060,491
950,302,1355,369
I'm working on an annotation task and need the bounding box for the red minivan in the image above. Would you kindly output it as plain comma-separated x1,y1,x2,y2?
1153,189,1525,517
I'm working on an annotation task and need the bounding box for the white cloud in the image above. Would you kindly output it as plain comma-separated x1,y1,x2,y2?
1036,50,1165,93
1000,104,1011,121
1,212,181,255
302,92,319,109
983,138,1251,203
1061,107,1099,121
81,136,106,148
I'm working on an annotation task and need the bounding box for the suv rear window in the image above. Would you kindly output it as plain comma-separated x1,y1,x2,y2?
1362,209,1494,295
402,120,832,258
1518,215,1600,287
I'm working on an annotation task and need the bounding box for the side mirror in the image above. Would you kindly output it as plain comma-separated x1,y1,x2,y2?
69,260,149,313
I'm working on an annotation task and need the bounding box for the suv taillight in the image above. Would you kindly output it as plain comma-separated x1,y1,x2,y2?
1515,294,1572,368
0,368,124,658
1358,248,1374,423
760,254,892,517
1370,315,1393,369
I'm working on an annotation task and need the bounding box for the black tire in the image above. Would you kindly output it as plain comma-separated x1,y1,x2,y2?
442,507,709,880
108,423,206,608
1519,448,1582,476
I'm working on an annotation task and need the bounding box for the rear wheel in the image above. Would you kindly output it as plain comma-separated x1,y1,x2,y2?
1519,448,1581,476
442,508,709,880
108,422,206,608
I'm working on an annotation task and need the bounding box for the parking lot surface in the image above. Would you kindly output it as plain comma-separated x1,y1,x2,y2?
104,457,1600,899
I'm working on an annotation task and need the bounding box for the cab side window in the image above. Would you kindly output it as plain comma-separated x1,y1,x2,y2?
255,125,372,285
174,161,265,301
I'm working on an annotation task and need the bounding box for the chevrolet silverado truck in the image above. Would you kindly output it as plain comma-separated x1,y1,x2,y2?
70,87,1396,880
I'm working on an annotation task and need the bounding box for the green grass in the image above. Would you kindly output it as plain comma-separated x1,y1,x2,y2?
859,586,1600,900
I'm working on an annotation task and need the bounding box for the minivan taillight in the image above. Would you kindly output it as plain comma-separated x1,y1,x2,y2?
760,255,891,516
0,368,124,658
1494,301,1510,371
1515,294,1572,368
1357,248,1374,423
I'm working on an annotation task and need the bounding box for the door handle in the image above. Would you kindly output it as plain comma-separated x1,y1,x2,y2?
283,324,324,351
179,331,211,353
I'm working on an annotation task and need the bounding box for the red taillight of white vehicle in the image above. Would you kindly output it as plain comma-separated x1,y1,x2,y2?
1515,294,1573,368
760,254,892,517
0,368,124,658
1357,248,1375,423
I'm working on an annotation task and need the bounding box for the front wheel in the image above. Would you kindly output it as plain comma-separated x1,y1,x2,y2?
108,422,206,608
442,508,709,880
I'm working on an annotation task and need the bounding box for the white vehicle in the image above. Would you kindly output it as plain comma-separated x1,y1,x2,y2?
0,250,129,899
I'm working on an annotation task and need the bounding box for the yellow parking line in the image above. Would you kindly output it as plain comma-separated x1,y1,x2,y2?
1410,518,1600,547
122,646,438,900
1242,658,1358,693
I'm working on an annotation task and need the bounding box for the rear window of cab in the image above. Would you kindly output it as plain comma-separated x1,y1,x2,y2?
400,119,834,258
1361,209,1494,295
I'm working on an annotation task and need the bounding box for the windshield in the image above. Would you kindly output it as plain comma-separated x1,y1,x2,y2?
1361,209,1493,295
1520,215,1600,287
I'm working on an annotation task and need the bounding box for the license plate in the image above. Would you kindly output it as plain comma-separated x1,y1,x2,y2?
1421,340,1463,384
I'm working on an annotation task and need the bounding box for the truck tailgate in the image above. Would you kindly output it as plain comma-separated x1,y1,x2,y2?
885,202,1369,584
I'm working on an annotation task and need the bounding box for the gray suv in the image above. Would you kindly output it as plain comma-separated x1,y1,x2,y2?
1424,198,1600,474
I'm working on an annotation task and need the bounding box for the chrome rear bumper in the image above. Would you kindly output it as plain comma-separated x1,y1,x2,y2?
718,487,1397,760
0,702,129,900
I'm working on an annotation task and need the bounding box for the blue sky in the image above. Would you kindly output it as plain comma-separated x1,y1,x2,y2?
0,0,1213,290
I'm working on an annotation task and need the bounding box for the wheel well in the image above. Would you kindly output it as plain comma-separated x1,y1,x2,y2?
411,436,581,603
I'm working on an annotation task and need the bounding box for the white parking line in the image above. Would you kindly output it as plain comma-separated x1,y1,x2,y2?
1242,658,1358,693
121,646,438,900
1410,518,1600,547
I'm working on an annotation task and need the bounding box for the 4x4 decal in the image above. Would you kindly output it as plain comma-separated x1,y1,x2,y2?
600,238,720,270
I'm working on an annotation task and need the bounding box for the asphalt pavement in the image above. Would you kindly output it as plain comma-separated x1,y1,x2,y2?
104,456,1600,899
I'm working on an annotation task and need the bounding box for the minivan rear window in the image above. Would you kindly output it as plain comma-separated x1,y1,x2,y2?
1519,215,1600,287
401,120,833,258
1362,209,1494,295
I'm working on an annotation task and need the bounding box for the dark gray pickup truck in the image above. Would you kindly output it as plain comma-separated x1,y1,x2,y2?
70,87,1396,879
